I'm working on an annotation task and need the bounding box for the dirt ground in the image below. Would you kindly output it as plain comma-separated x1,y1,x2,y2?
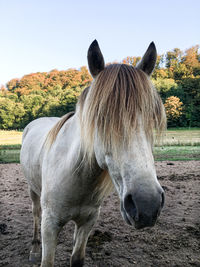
0,161,200,267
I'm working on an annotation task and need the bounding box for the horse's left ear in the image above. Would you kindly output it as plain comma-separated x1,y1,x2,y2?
136,42,157,76
87,40,105,78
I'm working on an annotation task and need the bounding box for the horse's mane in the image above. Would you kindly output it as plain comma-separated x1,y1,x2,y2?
79,64,166,160
46,64,166,158
44,63,166,200
45,111,75,149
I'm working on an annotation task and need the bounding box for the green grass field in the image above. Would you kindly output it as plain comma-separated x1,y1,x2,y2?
0,129,200,163
0,130,22,163
153,146,200,161
0,145,21,163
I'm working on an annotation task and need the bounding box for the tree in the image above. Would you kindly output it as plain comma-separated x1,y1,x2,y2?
180,77,200,127
0,98,25,129
122,56,141,66
164,96,183,127
183,45,200,69
1,45,200,129
153,78,179,97
166,48,182,69
20,94,45,125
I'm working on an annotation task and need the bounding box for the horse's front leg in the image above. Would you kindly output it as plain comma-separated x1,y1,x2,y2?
29,189,41,263
70,209,99,267
40,209,62,267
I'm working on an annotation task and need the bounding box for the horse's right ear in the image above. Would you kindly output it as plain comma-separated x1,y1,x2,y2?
87,40,105,78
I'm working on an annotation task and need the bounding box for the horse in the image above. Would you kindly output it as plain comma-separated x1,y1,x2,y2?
20,40,166,267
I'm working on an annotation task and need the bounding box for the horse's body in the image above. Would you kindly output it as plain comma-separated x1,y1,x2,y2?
21,113,105,221
20,40,166,267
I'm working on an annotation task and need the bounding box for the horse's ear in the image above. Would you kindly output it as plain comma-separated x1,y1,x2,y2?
87,40,105,78
136,42,157,76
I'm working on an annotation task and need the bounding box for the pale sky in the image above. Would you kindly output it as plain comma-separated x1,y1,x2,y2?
0,0,200,85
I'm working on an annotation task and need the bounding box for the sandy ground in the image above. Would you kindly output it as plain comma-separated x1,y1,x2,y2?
0,161,200,267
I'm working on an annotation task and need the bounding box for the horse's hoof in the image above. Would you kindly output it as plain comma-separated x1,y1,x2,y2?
29,251,40,263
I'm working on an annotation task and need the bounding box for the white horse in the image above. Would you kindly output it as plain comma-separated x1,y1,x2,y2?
20,40,166,267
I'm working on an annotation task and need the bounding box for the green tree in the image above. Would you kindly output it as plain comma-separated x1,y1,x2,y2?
153,78,179,98
20,94,45,125
180,77,200,127
0,98,25,129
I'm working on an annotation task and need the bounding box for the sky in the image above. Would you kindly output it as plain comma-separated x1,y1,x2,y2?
0,0,200,86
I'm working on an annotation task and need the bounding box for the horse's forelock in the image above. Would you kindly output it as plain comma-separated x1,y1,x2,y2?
79,64,166,160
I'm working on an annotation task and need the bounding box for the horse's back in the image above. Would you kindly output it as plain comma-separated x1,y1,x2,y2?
20,117,60,195
22,117,59,142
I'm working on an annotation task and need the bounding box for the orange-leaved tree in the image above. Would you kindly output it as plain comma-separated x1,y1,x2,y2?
164,96,183,126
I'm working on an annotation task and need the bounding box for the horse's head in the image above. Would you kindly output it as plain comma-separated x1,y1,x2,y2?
80,40,166,229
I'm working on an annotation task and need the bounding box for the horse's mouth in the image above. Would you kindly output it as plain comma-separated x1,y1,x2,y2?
121,208,132,226
120,205,157,230
120,203,135,227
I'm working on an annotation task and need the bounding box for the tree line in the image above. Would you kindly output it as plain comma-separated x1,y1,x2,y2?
0,45,200,129
124,45,200,127
0,67,92,129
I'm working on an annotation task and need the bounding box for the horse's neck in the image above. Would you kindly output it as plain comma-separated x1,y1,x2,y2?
60,112,102,177
45,113,111,202
69,114,110,199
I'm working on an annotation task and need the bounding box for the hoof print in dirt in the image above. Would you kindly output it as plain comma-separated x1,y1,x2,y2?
0,223,9,235
29,252,41,263
162,185,169,191
88,230,113,248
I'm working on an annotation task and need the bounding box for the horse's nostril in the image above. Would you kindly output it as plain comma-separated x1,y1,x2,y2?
161,192,165,208
124,194,137,220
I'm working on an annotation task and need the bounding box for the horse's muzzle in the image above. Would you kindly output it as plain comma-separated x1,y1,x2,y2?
121,189,165,229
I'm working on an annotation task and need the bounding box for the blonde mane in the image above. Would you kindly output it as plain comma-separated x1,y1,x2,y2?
79,64,166,160
44,63,166,200
45,111,74,149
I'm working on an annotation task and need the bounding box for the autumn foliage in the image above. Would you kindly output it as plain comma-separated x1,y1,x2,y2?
0,67,92,129
164,96,183,123
0,45,200,129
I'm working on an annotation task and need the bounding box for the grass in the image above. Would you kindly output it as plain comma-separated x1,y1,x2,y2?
0,147,21,163
155,128,200,146
0,130,22,145
153,146,200,161
0,130,22,163
0,129,200,163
